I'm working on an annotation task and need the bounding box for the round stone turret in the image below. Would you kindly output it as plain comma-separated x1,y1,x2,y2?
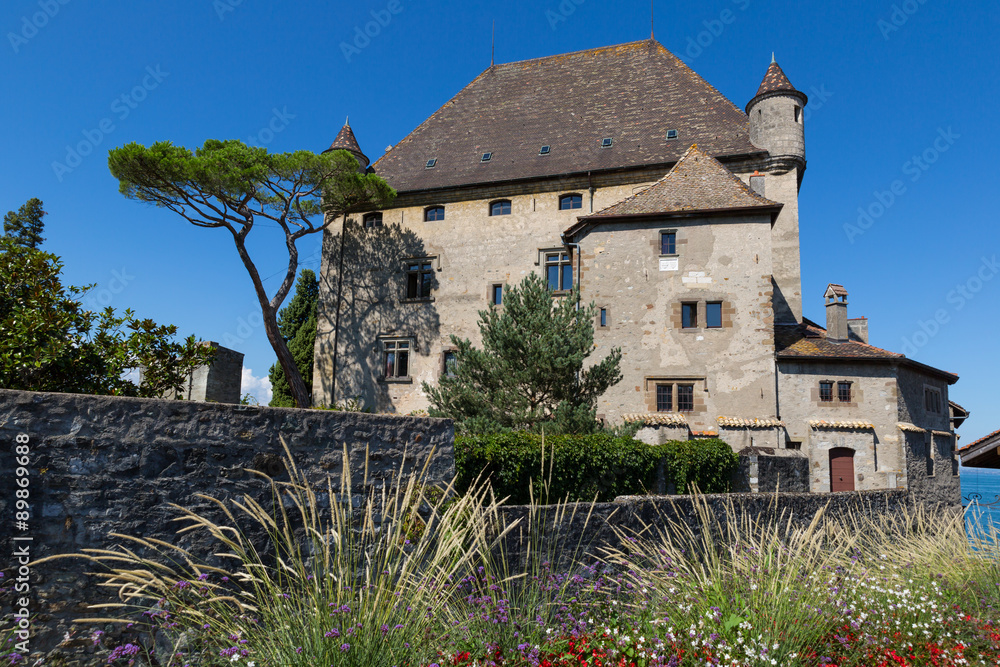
323,117,370,172
746,57,808,167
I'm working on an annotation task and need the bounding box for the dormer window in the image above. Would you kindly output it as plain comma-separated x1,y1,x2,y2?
601,137,613,148
666,129,678,140
559,193,582,210
481,152,492,162
489,200,511,216
424,206,445,221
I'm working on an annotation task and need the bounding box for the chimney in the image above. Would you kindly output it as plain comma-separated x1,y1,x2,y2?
824,284,849,342
848,317,869,344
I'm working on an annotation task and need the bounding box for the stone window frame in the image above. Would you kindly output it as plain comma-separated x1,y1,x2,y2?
819,381,833,402
489,199,512,216
670,298,734,332
659,229,678,256
488,282,504,306
538,247,573,293
441,348,458,379
812,378,861,408
597,306,609,329
378,336,415,383
402,256,438,302
837,381,852,403
644,376,707,415
362,212,383,228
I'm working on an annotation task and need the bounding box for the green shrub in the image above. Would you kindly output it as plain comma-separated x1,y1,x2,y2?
455,433,738,503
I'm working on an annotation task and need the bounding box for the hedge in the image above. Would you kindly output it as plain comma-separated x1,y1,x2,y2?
454,433,739,504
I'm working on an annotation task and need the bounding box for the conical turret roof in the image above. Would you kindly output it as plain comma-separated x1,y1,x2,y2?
746,58,808,113
325,119,369,169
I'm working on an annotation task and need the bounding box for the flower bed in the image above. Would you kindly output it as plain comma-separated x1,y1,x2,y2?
8,444,999,667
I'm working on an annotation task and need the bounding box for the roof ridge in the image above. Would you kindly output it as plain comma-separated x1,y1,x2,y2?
585,143,779,219
490,38,656,69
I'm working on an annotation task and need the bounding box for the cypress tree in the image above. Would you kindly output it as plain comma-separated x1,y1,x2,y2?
268,269,319,407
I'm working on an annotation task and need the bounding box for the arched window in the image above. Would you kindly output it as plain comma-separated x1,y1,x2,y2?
559,193,582,210
424,206,445,221
489,200,511,216
362,212,382,228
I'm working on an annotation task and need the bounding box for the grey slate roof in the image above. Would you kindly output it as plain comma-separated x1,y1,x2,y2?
371,39,760,194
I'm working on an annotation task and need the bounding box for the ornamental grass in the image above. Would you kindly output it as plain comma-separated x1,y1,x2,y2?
17,441,1000,667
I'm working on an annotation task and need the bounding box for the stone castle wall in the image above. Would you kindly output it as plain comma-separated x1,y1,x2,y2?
0,388,454,662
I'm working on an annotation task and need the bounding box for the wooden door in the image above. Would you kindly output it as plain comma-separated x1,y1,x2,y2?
830,448,855,492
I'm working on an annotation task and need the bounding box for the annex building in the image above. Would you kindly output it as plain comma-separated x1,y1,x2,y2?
313,39,963,498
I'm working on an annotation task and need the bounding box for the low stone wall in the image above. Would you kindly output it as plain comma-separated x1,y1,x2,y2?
732,447,811,493
0,388,454,663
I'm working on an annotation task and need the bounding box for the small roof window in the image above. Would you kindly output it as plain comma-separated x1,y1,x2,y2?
601,137,613,148
481,152,493,162
539,145,551,155
666,129,678,140
425,158,437,169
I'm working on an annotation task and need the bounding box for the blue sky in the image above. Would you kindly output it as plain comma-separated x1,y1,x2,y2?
3,0,998,441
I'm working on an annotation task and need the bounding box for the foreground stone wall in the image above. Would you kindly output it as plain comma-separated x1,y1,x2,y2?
0,389,454,662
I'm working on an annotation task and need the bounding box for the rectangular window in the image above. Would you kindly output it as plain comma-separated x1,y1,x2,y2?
442,350,457,377
660,231,676,255
706,302,722,329
491,284,503,306
544,251,573,291
383,340,410,379
656,384,673,412
819,381,833,402
682,302,698,329
838,382,852,403
786,441,802,450
406,261,434,299
924,387,942,413
677,385,694,412
599,307,608,328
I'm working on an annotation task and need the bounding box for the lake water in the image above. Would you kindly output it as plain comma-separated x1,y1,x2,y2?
960,464,1000,541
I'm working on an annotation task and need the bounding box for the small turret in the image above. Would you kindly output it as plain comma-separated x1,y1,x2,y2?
746,56,808,166
323,117,370,172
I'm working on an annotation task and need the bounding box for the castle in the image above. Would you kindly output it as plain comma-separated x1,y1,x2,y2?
312,39,962,498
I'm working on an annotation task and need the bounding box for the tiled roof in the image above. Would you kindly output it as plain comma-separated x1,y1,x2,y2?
775,320,904,360
574,144,781,220
958,428,1000,453
745,60,807,113
718,416,784,428
825,283,848,297
897,423,927,433
809,420,875,430
371,40,760,194
326,122,369,167
623,412,688,426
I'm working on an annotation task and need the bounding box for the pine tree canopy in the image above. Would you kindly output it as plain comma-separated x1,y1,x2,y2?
423,272,622,434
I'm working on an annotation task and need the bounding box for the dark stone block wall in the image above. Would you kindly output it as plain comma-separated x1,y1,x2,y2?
0,389,454,663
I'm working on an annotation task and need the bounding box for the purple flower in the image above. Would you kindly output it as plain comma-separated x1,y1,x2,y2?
340,643,350,652
107,643,141,664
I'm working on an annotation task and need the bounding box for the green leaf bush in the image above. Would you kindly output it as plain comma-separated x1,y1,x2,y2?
455,432,739,503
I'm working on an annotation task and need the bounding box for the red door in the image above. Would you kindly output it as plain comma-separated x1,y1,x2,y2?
830,448,855,492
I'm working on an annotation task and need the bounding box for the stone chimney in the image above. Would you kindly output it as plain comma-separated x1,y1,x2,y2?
824,284,849,343
848,317,869,344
